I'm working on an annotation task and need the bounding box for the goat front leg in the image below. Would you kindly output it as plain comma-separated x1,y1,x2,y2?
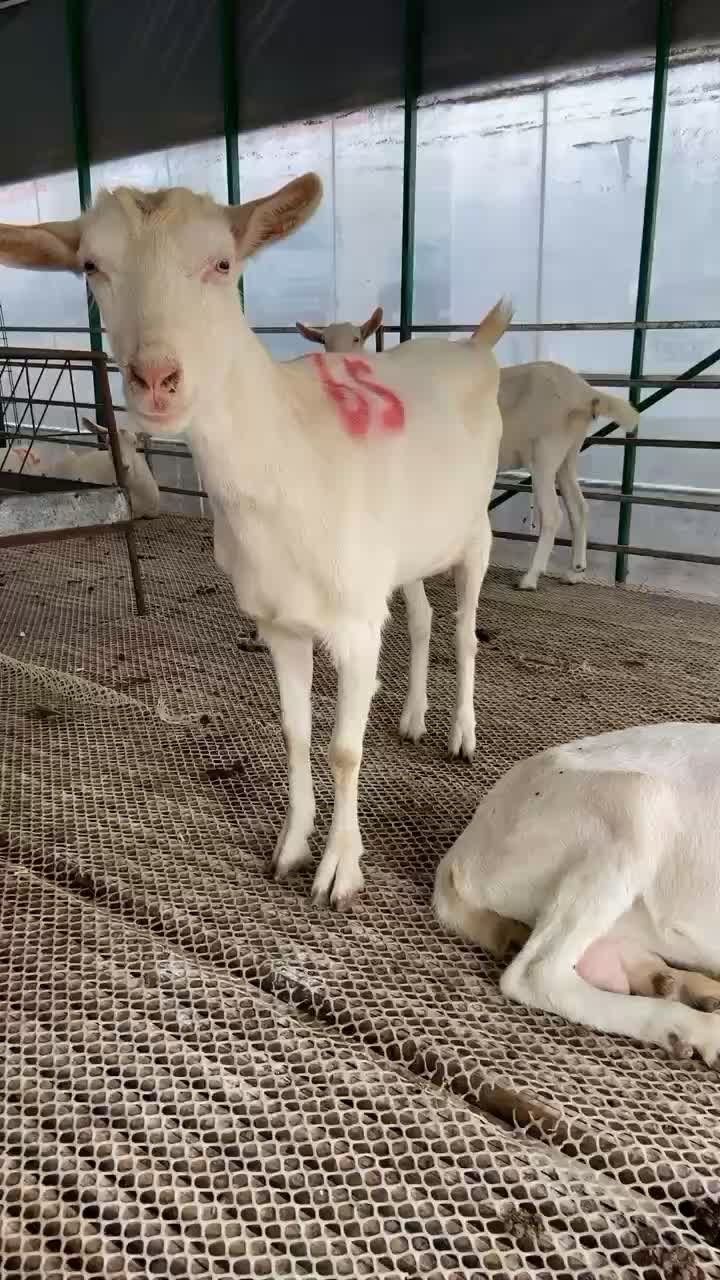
260,623,315,880
312,621,382,909
399,579,432,743
449,532,491,760
500,848,720,1068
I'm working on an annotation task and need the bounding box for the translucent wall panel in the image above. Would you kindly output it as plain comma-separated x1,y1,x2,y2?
92,139,227,202
0,172,89,436
333,106,404,335
639,56,720,489
239,120,334,362
415,91,544,367
0,172,86,336
540,71,653,370
239,109,404,360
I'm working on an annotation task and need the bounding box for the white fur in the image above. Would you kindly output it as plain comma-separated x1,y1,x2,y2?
0,178,509,907
2,417,160,518
434,721,720,1068
497,361,639,590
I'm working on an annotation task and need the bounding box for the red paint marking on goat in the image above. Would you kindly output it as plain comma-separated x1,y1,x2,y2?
13,447,40,465
312,353,405,436
312,352,369,436
343,357,405,430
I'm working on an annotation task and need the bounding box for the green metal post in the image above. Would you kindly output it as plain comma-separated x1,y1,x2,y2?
400,0,422,343
615,0,672,583
65,0,105,419
221,0,244,309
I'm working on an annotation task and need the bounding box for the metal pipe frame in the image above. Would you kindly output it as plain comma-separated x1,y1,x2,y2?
494,530,720,568
616,0,673,583
5,319,720,335
220,0,244,310
0,347,146,614
400,0,422,343
65,0,105,419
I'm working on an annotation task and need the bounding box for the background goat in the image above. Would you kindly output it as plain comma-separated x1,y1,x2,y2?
0,176,509,908
497,362,639,590
434,721,720,1068
296,307,383,354
2,417,160,518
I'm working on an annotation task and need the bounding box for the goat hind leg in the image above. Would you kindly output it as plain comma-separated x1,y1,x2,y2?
500,847,720,1067
518,460,562,591
625,954,720,1013
556,452,588,585
400,579,432,743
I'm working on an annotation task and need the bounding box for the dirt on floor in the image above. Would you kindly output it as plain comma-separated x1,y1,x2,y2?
1,515,720,1278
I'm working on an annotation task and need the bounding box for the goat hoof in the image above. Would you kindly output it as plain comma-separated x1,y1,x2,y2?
695,995,720,1013
564,569,586,586
668,1032,693,1060
311,841,364,909
448,722,476,761
516,576,538,591
399,705,427,744
272,820,314,879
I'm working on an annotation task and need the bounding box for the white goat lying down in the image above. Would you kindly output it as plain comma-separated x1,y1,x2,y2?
0,175,509,907
497,362,639,590
296,306,384,354
1,417,160,518
434,721,720,1067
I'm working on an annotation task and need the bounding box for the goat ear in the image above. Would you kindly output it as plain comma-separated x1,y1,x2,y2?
360,306,383,340
0,218,83,271
227,174,322,260
296,321,325,345
82,416,107,439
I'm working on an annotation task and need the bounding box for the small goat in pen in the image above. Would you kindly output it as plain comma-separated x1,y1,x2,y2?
296,307,384,354
0,176,509,907
496,362,639,590
434,721,720,1068
2,417,160,518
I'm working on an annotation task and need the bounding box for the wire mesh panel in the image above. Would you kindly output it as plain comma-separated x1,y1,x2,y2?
1,516,719,1276
0,347,145,614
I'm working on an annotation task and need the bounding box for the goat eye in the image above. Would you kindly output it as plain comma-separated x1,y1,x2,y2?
216,259,231,274
83,259,97,275
353,336,360,344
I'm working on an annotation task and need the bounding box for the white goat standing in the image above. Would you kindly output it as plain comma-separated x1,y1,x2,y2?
496,362,639,590
296,306,384,354
0,176,509,907
434,721,720,1068
2,417,160,518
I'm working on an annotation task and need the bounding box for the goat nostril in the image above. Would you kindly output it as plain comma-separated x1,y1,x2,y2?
129,365,149,391
161,369,181,392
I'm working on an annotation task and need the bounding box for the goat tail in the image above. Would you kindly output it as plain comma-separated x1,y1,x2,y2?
471,296,513,349
591,391,640,431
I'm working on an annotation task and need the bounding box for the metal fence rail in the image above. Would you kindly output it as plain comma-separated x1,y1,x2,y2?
1,319,718,572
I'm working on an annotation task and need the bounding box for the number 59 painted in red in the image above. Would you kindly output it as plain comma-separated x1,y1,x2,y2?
312,354,405,437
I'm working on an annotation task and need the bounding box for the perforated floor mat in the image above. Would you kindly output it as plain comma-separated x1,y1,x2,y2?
1,516,719,1278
